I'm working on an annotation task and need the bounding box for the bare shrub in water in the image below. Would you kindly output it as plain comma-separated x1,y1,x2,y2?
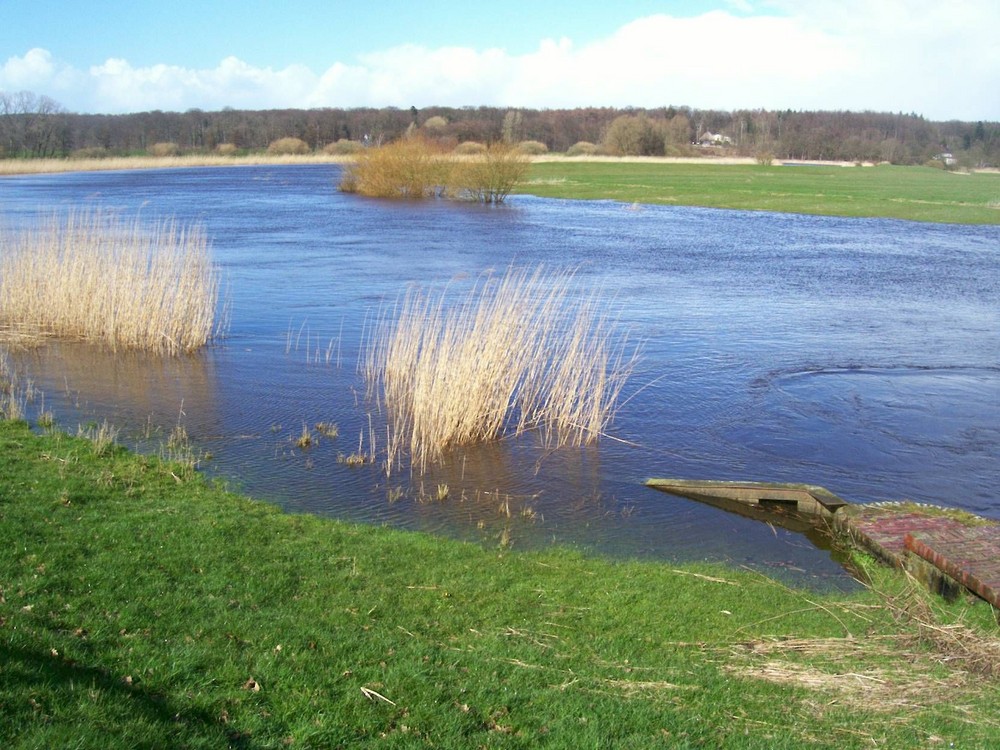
0,210,223,355
339,137,450,199
365,266,638,473
449,142,529,204
341,138,528,204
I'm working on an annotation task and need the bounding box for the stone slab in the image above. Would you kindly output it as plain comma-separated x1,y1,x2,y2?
905,527,1000,609
838,504,999,610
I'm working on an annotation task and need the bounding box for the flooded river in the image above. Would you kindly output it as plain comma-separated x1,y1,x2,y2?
3,164,998,589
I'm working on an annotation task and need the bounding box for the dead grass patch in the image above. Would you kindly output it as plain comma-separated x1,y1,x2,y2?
726,639,988,722
724,583,1000,729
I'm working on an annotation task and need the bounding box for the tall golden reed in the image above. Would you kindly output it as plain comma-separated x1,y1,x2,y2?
0,210,223,355
365,266,638,473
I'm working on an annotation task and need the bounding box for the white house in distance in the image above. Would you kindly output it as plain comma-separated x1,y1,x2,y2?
698,131,733,146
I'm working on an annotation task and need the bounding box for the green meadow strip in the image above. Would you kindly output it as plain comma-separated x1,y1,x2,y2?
1,419,998,748
522,161,1000,224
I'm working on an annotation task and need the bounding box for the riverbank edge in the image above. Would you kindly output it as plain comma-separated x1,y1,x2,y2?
2,417,999,747
3,154,998,226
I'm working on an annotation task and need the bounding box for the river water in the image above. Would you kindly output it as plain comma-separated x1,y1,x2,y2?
2,164,998,589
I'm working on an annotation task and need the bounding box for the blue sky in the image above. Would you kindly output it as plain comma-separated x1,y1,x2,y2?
2,0,998,119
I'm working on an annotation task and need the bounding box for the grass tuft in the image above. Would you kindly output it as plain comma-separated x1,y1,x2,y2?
76,419,119,456
314,422,339,439
295,423,314,449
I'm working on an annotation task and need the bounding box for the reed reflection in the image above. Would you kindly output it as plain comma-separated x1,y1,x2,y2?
14,340,219,443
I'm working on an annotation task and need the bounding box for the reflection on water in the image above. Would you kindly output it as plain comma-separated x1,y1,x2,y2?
3,165,999,591
16,341,219,441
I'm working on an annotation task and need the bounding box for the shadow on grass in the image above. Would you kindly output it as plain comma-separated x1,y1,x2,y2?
0,643,248,748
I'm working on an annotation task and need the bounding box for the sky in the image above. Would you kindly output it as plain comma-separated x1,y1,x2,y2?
1,0,998,120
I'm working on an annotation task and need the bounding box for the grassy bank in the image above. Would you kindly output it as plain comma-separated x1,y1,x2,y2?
522,161,1000,224
1,419,998,748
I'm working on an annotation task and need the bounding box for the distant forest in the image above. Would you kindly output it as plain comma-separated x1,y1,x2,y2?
2,91,998,167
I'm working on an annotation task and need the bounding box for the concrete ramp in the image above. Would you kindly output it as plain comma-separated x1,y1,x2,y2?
647,479,999,614
645,478,848,518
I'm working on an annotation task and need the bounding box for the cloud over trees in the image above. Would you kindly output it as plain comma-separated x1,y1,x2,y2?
2,3,998,120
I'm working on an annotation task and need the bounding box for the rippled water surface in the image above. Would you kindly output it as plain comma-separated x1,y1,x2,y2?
3,165,998,589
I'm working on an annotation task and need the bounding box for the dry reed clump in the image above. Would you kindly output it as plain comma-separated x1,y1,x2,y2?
0,210,223,355
365,266,638,473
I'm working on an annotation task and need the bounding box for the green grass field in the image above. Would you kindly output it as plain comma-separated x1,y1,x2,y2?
522,162,1000,224
2,418,998,748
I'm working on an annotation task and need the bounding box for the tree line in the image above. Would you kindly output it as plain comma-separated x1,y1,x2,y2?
2,90,997,168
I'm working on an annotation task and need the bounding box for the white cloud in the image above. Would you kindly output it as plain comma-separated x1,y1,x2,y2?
525,11,857,110
1,48,58,88
3,3,998,120
85,56,319,112
305,44,515,110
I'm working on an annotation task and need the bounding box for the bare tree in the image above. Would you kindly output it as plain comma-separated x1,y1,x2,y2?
0,90,66,157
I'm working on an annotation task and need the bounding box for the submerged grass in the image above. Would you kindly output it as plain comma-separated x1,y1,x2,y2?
0,418,997,749
365,266,638,473
0,210,224,354
522,161,1000,224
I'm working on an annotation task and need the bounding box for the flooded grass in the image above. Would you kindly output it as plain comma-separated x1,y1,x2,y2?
523,161,1000,224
